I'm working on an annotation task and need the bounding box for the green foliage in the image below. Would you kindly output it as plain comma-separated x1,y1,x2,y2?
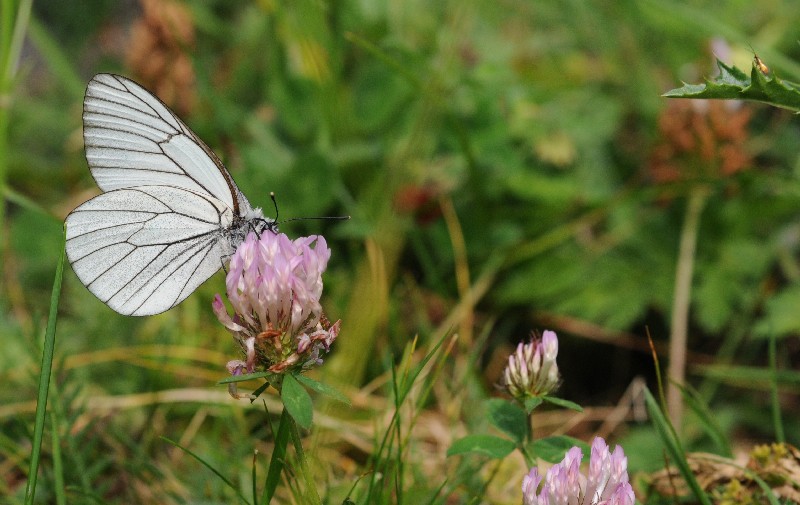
523,397,544,413
755,285,800,337
4,0,800,503
485,398,527,444
161,437,250,504
529,436,590,465
644,387,713,505
294,374,350,406
665,59,800,112
541,396,583,412
679,383,732,457
446,434,516,459
281,374,313,430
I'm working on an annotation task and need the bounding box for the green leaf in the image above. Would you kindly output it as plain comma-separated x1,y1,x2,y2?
754,285,800,338
523,396,543,413
250,381,271,402
281,374,313,430
447,435,516,459
542,396,584,412
664,59,800,112
295,374,351,405
486,398,527,444
530,436,590,464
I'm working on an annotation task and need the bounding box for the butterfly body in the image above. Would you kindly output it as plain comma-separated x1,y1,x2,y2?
66,74,273,316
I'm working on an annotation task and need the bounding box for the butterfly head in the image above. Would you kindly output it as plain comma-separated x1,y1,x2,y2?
243,206,278,235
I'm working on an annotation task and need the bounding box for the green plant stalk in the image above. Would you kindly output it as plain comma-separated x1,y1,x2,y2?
423,479,448,505
365,336,430,502
768,331,785,442
644,388,712,505
383,335,453,502
697,307,756,404
365,364,404,502
252,451,258,505
26,16,84,98
521,414,535,468
392,365,405,505
50,413,66,505
51,379,92,495
161,437,250,504
288,415,321,505
649,334,712,505
2,0,32,85
262,409,291,505
677,383,732,456
0,1,13,69
344,31,421,88
24,229,65,505
667,184,709,428
366,406,399,501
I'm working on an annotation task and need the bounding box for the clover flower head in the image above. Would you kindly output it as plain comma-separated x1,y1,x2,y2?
214,231,340,391
522,437,635,505
502,330,561,401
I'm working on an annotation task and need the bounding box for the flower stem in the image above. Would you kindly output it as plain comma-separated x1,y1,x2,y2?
667,184,709,429
264,382,321,505
521,412,535,468
262,409,290,504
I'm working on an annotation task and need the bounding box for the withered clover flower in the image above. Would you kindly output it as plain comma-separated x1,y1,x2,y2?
502,330,561,402
213,231,340,397
648,99,752,185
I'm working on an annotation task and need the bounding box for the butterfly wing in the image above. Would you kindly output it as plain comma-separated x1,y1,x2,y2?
82,73,250,214
65,185,235,316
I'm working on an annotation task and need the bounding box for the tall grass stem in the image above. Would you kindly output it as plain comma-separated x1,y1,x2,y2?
24,228,65,504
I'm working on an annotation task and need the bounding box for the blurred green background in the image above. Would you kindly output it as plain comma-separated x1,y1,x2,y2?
3,0,800,503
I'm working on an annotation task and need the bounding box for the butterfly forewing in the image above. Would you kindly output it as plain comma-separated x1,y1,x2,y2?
83,73,242,211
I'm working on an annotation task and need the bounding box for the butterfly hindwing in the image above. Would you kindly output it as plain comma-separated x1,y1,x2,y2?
65,185,234,316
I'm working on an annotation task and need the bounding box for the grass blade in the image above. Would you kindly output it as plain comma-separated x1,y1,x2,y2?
643,387,712,505
767,329,785,442
24,229,65,505
252,450,258,505
678,383,731,456
50,412,65,505
288,415,321,505
161,436,251,505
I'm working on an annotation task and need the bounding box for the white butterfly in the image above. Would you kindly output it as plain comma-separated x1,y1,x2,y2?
65,73,274,316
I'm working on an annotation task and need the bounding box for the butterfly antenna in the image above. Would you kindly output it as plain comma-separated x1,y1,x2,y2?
278,215,351,225
270,192,350,226
270,192,279,221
